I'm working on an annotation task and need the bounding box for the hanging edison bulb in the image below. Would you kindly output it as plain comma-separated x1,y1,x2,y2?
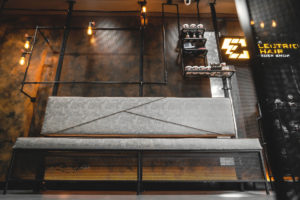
24,40,30,49
142,5,146,14
272,20,277,28
87,22,95,36
19,53,26,65
140,1,147,27
260,21,265,29
24,34,31,49
87,23,93,36
250,20,255,26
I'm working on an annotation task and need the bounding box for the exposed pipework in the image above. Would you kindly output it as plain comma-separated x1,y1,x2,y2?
52,0,75,96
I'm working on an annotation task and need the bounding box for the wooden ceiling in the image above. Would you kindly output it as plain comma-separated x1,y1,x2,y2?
4,0,237,15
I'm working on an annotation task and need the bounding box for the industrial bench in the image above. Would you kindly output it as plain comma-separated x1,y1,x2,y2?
3,137,270,194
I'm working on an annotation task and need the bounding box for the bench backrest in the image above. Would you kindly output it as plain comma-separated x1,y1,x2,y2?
41,97,236,137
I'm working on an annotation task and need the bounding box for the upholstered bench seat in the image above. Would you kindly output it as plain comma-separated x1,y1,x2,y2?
13,137,262,150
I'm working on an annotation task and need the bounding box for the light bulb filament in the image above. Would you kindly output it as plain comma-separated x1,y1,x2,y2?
87,26,93,35
19,55,26,65
142,6,146,13
24,40,30,49
87,22,95,36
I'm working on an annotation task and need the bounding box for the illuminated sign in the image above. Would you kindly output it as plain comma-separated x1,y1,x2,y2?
221,37,250,60
258,42,299,58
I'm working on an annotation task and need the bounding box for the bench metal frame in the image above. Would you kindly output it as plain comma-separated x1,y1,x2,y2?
3,148,270,195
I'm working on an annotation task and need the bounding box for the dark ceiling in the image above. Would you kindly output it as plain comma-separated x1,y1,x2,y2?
3,0,237,15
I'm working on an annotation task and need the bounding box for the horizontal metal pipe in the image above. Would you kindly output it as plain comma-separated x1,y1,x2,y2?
22,81,167,85
23,81,141,85
61,53,138,56
9,26,140,31
143,82,167,85
3,8,66,12
72,27,140,31
2,8,139,13
74,9,139,13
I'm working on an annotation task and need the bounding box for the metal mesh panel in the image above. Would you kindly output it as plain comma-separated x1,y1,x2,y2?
246,0,300,198
143,152,264,181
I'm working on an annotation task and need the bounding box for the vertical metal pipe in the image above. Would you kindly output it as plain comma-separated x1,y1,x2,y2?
175,4,180,36
259,151,270,195
52,0,75,96
3,149,16,195
196,0,200,24
162,4,167,83
0,0,8,16
137,151,143,195
139,16,145,97
209,2,222,62
222,77,229,98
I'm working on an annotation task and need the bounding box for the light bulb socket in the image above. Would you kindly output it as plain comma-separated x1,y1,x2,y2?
25,35,33,42
138,0,147,6
88,21,95,27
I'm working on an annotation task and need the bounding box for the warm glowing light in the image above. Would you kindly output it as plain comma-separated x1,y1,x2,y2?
221,38,250,60
142,6,146,13
90,35,95,44
24,40,30,49
260,21,265,28
87,22,95,36
87,27,93,35
19,54,26,65
272,20,277,28
250,20,255,25
238,50,250,59
140,16,148,26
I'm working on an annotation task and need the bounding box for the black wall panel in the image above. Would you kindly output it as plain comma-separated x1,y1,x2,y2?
244,0,300,198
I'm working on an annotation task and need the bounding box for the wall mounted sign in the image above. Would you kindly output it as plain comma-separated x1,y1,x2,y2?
220,37,250,60
257,41,299,58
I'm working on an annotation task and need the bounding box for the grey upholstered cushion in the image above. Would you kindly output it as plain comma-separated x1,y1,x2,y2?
41,97,236,137
13,138,261,150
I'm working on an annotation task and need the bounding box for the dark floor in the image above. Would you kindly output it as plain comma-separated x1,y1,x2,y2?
1,190,275,200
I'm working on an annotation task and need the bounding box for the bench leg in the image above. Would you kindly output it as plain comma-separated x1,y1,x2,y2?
33,152,46,193
259,151,270,195
239,183,245,192
137,151,143,195
3,149,16,195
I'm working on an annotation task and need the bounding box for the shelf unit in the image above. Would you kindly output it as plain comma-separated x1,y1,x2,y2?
184,69,236,78
180,27,207,77
180,27,235,79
